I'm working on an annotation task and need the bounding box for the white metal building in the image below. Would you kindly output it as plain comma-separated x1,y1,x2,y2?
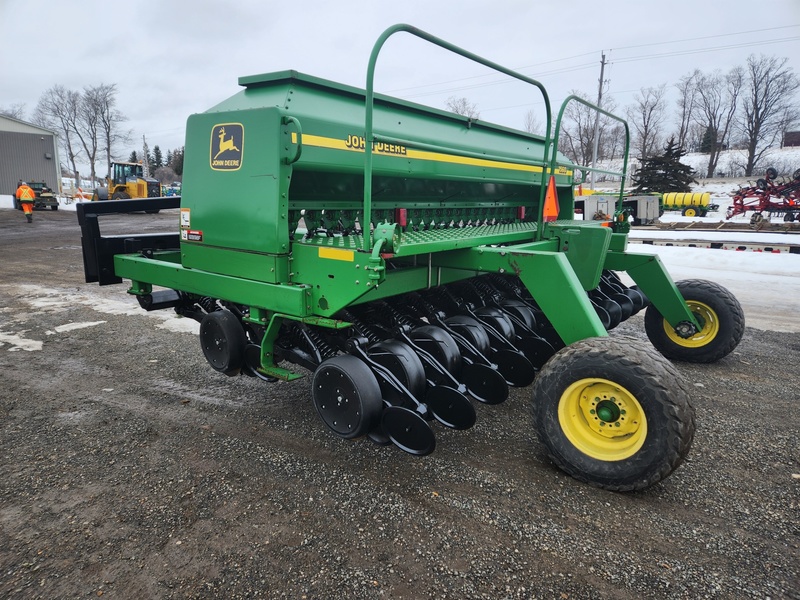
0,115,62,195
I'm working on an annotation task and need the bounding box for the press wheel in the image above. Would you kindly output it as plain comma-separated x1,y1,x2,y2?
199,310,247,376
474,306,515,340
368,340,426,399
445,315,491,356
410,325,462,374
499,299,538,330
311,355,383,439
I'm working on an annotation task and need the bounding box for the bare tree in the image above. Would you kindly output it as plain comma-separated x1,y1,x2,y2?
736,54,800,176
445,96,480,119
0,103,26,120
558,89,618,169
674,71,699,150
33,86,84,186
91,83,131,178
76,85,103,183
626,84,667,160
523,109,543,135
693,67,743,177
34,84,129,185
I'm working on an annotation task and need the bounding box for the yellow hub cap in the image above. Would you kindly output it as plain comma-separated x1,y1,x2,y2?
558,378,647,461
685,208,697,217
664,300,719,348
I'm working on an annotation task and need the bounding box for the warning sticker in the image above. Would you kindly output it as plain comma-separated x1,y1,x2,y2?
180,208,191,228
187,230,203,242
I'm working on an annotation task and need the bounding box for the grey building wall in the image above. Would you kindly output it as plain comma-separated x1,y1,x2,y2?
0,117,61,195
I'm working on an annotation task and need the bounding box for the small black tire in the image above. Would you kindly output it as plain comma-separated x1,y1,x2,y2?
532,336,695,491
311,355,383,439
445,315,491,356
644,279,745,363
51,204,58,211
765,167,777,180
199,309,247,375
410,325,462,374
368,340,426,400
681,207,698,217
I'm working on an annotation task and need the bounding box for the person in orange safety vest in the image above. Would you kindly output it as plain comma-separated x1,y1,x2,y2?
16,181,35,223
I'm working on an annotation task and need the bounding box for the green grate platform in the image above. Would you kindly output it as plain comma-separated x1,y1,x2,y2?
295,221,538,257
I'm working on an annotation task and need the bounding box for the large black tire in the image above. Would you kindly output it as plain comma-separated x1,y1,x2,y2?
532,337,695,492
311,355,383,439
644,279,745,363
199,309,247,375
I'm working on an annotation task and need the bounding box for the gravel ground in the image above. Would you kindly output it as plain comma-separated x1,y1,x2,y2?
0,207,798,599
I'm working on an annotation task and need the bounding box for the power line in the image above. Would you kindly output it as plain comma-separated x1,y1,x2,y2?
385,50,598,94
611,24,799,52
385,24,800,97
613,36,800,64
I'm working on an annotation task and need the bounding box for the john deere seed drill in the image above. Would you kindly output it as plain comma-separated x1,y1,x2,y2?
78,25,744,491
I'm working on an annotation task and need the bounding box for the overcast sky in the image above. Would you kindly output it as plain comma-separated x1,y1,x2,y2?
2,0,798,170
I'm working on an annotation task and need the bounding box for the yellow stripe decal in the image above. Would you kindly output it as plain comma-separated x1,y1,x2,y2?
291,133,572,176
318,247,355,262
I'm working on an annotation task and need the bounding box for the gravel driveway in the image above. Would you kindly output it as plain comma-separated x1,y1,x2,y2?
0,207,797,599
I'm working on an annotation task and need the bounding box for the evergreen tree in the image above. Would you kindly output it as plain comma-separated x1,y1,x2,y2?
699,126,716,154
170,146,184,177
632,138,697,193
128,150,138,163
166,149,172,167
153,145,163,169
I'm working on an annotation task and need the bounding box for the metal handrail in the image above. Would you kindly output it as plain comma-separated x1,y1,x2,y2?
364,23,552,250
550,95,630,212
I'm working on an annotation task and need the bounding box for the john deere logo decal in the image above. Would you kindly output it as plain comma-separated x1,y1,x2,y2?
210,123,243,170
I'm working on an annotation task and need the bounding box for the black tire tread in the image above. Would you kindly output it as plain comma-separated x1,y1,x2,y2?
531,336,695,492
644,279,745,363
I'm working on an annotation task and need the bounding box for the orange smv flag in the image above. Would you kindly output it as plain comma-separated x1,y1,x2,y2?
543,176,560,222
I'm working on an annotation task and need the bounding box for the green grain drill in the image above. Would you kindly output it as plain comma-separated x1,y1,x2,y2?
78,25,745,491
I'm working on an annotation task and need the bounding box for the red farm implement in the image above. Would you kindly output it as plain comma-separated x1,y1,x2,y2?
727,167,800,224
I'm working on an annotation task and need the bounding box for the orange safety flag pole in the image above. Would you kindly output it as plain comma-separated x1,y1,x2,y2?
543,176,560,222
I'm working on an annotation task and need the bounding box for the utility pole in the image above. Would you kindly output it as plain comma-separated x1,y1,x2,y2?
142,135,150,177
589,52,607,189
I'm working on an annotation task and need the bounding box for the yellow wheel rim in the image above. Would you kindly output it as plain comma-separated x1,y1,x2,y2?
685,208,697,217
558,378,647,461
663,300,719,348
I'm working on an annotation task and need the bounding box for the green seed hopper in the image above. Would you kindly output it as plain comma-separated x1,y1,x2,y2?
78,24,744,491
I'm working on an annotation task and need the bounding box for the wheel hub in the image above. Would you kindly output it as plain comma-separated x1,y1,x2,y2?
665,302,718,348
674,320,698,339
558,378,647,461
